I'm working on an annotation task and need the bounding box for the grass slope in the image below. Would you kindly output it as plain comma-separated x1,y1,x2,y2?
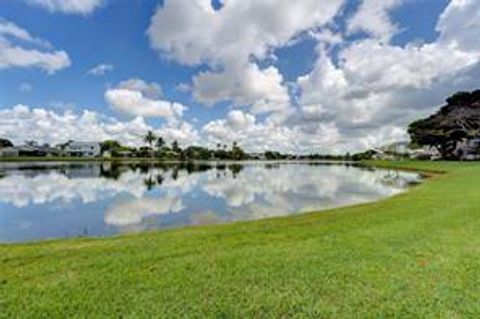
1,161,480,318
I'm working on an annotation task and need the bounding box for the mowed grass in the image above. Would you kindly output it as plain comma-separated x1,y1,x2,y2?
1,161,480,318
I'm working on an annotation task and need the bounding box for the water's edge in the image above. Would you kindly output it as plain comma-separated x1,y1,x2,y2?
0,161,422,244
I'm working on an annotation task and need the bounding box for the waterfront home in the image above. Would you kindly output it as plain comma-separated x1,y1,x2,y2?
65,141,101,157
453,138,480,160
373,141,442,160
0,145,48,158
0,147,20,157
410,146,441,160
17,144,48,157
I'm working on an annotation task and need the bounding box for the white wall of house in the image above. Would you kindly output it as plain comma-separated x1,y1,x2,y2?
0,147,19,157
65,142,101,157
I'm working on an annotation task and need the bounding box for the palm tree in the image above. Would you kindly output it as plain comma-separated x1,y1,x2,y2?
172,140,180,153
143,130,157,158
143,130,157,148
156,137,165,150
143,176,156,191
156,174,164,185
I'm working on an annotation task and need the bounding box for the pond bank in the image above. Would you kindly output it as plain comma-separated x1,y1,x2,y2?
1,161,480,317
0,161,417,242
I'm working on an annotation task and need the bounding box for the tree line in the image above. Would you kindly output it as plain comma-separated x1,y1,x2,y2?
97,131,350,161
101,131,250,160
0,133,350,161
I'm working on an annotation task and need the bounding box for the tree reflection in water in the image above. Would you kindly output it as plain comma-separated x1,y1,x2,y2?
0,161,422,242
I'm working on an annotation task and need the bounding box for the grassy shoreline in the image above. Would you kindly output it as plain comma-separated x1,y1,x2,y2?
1,160,480,317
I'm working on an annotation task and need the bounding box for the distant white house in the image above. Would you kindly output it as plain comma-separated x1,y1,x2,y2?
0,147,19,157
374,141,441,160
410,146,441,160
373,141,410,160
378,141,410,155
65,141,101,157
453,138,480,160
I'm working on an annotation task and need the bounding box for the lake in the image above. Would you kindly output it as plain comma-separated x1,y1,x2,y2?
0,161,421,242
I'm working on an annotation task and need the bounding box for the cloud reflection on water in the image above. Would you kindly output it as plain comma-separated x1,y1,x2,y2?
0,162,421,241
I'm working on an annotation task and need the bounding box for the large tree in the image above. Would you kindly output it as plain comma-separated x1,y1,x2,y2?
230,141,246,160
408,90,480,159
0,138,13,148
100,140,122,152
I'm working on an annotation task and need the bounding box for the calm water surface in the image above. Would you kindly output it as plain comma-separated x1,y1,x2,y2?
0,161,421,242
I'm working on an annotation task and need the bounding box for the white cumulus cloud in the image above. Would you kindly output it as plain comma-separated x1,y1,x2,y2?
87,63,114,76
347,0,404,42
295,0,480,152
25,0,105,15
0,105,199,146
148,0,344,114
0,20,70,73
193,63,291,114
202,110,340,153
105,78,187,118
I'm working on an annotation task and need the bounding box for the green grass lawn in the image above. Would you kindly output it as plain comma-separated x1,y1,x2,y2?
1,161,480,318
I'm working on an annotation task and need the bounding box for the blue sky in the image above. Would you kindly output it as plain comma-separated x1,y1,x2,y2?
0,0,479,153
1,1,197,120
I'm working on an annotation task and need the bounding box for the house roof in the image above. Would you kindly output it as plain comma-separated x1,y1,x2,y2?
67,141,100,146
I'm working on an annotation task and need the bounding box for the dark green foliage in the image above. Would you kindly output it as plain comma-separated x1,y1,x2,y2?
100,140,122,152
183,146,213,160
156,137,165,149
445,90,480,106
214,148,230,160
230,141,247,160
171,140,181,153
264,151,285,160
408,90,480,159
351,149,378,161
0,138,13,148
